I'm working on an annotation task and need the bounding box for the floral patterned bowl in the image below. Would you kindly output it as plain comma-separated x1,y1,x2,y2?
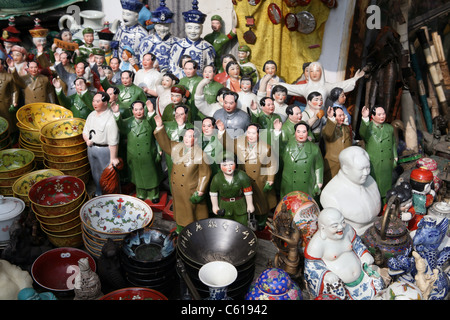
80,194,154,241
16,103,73,131
245,268,303,300
12,169,64,205
32,192,87,224
0,116,9,140
43,149,87,163
42,141,86,156
17,122,41,145
99,288,168,300
28,175,86,216
44,156,89,170
0,148,35,179
40,118,86,147
31,248,95,292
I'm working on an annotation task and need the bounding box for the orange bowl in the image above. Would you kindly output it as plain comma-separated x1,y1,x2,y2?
43,148,87,163
43,156,88,170
42,141,86,156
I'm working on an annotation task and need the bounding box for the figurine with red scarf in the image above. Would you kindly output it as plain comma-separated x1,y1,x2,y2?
408,168,435,230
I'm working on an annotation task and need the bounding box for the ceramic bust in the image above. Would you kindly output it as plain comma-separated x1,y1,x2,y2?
138,1,178,73
279,121,323,200
213,91,250,139
359,105,397,203
204,15,236,70
113,0,148,66
169,1,215,79
304,207,384,300
302,91,326,143
237,45,259,86
320,146,381,235
209,155,255,227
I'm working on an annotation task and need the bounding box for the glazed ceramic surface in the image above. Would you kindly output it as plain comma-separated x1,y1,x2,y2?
32,192,87,224
198,261,238,300
0,117,8,140
245,268,303,300
12,169,64,199
16,103,73,130
42,141,86,156
31,247,96,291
42,229,83,247
0,0,44,10
43,149,87,163
0,149,35,178
100,288,168,300
17,122,41,145
44,157,88,170
40,118,85,146
0,196,25,242
80,194,154,239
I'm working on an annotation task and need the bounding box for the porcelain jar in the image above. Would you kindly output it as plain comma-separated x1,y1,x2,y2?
245,268,303,300
0,195,25,243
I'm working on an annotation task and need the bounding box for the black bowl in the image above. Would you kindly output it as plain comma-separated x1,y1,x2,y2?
120,249,176,274
176,218,258,268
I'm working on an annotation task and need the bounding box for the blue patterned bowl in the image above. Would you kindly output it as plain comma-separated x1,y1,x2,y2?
245,268,303,300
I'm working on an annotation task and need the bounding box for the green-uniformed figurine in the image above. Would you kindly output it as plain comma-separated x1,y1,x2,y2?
250,96,282,145
204,15,237,70
280,121,324,200
112,100,163,202
161,84,192,123
53,77,93,119
178,59,203,121
237,45,259,86
210,154,255,227
74,27,95,63
359,105,397,204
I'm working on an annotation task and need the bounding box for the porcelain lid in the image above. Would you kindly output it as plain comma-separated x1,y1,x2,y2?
0,195,25,221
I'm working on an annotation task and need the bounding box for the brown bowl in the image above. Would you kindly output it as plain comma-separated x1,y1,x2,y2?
43,148,87,163
0,185,13,195
42,229,83,248
39,118,85,147
42,141,86,156
0,174,23,187
32,192,87,224
43,156,88,170
60,162,90,177
40,221,82,236
38,214,81,232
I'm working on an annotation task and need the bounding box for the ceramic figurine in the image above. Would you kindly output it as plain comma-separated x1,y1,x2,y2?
412,216,450,300
273,104,307,147
237,45,259,86
97,22,115,65
161,85,191,123
74,27,95,64
112,100,162,202
138,1,177,73
200,116,223,177
220,122,278,230
169,1,215,79
249,97,282,145
133,52,163,101
409,168,435,230
276,61,365,108
155,72,179,117
304,207,384,300
199,64,224,105
237,75,258,114
225,60,241,93
8,59,56,105
107,57,122,85
212,91,250,139
267,203,302,277
384,181,415,225
204,15,236,70
302,91,326,143
119,45,138,72
178,59,203,121
416,157,442,194
270,85,289,122
1,17,21,55
97,238,128,291
360,105,397,204
195,82,231,119
51,28,77,58
53,77,94,119
214,53,236,85
279,121,323,200
245,267,303,300
0,51,19,136
9,45,27,76
82,91,120,197
74,257,103,300
413,251,438,300
320,146,381,235
28,18,53,65
253,60,285,96
210,154,255,226
322,106,353,185
153,114,212,233
289,62,310,107
325,87,351,125
113,0,148,66
53,51,94,96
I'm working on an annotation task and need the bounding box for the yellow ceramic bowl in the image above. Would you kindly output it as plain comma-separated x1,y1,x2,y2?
43,148,87,163
0,148,35,179
16,103,73,130
0,116,9,140
42,229,83,248
32,192,87,224
37,214,81,232
44,156,88,170
12,169,64,203
17,122,41,145
19,134,42,149
40,118,85,147
59,162,90,177
42,141,86,156
40,221,82,236
0,185,13,195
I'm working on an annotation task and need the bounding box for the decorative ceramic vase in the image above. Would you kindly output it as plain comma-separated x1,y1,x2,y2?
245,268,303,300
198,261,237,300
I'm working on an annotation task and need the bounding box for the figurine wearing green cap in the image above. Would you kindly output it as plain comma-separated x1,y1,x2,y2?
237,45,259,86
204,15,236,70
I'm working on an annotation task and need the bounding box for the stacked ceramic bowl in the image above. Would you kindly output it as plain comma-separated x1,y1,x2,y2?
12,169,64,206
0,148,35,196
80,194,154,259
176,218,258,299
16,103,74,164
119,227,177,295
40,118,90,185
28,175,87,248
0,117,11,151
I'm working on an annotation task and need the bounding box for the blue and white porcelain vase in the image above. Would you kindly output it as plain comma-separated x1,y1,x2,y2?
198,261,237,300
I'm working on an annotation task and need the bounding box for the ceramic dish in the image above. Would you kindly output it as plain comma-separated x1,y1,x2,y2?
0,148,35,179
43,148,87,163
40,118,85,146
59,162,90,177
0,116,8,140
16,103,73,130
12,169,64,203
31,192,87,224
43,156,88,170
17,122,41,145
42,228,83,248
99,287,168,300
42,140,86,156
